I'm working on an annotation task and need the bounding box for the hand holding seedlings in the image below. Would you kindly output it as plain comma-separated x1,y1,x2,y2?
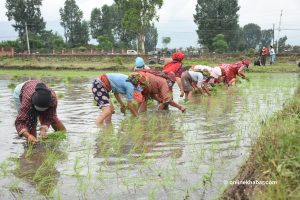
27,133,38,144
120,105,126,114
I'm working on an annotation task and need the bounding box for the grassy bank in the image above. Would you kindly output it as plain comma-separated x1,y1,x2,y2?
0,68,126,78
1,55,299,73
0,55,134,70
222,82,300,199
247,61,300,73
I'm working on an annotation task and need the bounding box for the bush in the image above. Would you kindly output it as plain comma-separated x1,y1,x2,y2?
78,46,87,52
246,48,257,57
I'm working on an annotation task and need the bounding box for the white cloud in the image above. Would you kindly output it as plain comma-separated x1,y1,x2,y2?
41,0,114,21
158,0,197,21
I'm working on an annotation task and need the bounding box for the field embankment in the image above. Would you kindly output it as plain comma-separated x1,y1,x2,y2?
0,54,299,73
0,55,134,71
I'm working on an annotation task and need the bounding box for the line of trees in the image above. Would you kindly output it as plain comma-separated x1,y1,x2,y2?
1,0,299,54
194,0,293,53
3,0,161,54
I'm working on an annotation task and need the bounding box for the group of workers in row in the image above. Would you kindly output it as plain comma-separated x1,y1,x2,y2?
13,52,249,143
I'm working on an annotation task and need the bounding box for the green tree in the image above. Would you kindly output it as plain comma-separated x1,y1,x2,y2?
234,27,247,52
194,0,239,52
144,25,158,53
75,20,90,46
162,37,171,48
60,0,88,47
292,45,300,53
90,5,114,42
40,31,65,50
27,33,43,51
100,5,115,41
28,31,65,53
0,39,23,52
90,8,103,39
115,0,163,54
243,23,261,49
5,0,46,47
212,34,228,53
97,35,113,51
261,29,273,47
90,3,135,49
277,36,287,52
113,6,136,49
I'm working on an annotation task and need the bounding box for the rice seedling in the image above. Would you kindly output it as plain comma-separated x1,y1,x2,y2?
44,131,67,141
0,159,17,177
8,179,23,198
57,92,64,99
31,150,63,195
202,168,214,186
235,131,242,149
148,187,158,200
49,188,63,200
7,82,17,89
25,143,34,158
11,75,19,81
48,83,56,87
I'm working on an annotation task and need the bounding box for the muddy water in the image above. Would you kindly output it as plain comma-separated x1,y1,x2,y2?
0,73,298,199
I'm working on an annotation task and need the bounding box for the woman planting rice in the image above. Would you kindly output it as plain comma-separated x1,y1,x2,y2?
130,71,186,113
14,80,66,144
92,73,148,125
181,69,211,101
218,59,250,86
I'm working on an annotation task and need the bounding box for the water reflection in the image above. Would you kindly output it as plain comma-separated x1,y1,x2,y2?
14,142,66,196
94,113,184,165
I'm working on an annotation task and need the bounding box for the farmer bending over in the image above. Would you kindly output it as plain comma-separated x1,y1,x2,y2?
181,70,211,101
134,57,150,71
92,73,147,125
218,59,250,86
163,51,185,97
189,64,222,85
131,71,186,113
14,80,66,144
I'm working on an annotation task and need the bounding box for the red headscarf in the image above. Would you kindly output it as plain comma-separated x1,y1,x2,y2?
172,52,185,61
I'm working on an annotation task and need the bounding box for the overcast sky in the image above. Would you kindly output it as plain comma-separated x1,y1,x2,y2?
0,0,299,48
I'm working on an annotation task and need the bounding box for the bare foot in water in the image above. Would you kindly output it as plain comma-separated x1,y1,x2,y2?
180,91,184,97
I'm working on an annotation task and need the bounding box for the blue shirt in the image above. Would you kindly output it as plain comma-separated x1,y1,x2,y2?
106,74,134,101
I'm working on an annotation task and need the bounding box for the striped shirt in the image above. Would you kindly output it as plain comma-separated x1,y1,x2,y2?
15,80,59,135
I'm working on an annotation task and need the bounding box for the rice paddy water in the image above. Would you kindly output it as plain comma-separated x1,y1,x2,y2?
0,72,298,199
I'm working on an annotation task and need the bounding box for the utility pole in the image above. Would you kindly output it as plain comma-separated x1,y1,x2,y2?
276,10,283,54
25,22,30,54
272,24,275,47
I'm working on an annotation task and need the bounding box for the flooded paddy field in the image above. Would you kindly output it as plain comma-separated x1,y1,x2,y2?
0,72,298,199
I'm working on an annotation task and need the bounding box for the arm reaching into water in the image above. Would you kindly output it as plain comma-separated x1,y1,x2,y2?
176,77,184,97
238,66,246,79
201,82,211,96
114,92,125,113
114,92,138,116
127,102,138,117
